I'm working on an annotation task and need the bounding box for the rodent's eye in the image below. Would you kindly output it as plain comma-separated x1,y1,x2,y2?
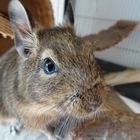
43,58,59,74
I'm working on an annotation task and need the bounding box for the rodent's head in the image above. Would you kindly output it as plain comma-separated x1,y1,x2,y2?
8,0,106,124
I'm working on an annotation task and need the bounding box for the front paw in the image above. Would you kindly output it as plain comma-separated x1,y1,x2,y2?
10,121,23,135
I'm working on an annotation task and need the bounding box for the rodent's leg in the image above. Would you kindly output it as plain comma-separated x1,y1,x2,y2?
0,112,23,135
10,120,23,135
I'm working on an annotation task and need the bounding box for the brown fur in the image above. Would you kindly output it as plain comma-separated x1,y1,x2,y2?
0,26,132,135
0,1,135,138
0,28,104,125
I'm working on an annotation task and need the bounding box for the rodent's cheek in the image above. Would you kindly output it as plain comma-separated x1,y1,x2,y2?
37,84,73,105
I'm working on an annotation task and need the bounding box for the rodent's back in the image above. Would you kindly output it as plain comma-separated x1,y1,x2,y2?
0,47,19,117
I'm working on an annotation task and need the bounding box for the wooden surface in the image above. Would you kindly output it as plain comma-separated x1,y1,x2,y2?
0,37,13,56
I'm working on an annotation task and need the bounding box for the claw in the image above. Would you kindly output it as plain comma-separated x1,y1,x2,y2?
10,121,22,135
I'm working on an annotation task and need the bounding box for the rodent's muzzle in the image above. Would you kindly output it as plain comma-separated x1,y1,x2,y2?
85,98,102,113
82,84,102,110
65,86,103,118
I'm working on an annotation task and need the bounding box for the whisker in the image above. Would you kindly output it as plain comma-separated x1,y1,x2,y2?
55,116,70,138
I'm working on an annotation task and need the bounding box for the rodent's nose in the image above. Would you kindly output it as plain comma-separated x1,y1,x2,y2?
86,100,102,113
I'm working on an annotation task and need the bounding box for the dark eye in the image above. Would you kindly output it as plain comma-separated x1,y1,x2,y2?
43,58,59,74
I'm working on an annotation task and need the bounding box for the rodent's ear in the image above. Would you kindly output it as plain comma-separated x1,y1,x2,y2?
83,20,137,51
8,0,37,58
63,0,74,26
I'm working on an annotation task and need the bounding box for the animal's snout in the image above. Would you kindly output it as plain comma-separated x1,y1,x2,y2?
85,99,102,113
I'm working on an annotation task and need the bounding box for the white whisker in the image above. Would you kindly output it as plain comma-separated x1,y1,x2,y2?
55,116,70,138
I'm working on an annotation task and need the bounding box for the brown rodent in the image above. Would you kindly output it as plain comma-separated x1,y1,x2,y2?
0,0,135,139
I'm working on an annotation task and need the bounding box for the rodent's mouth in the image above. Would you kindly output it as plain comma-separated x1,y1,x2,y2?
71,103,106,121
59,92,106,121
78,102,107,120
